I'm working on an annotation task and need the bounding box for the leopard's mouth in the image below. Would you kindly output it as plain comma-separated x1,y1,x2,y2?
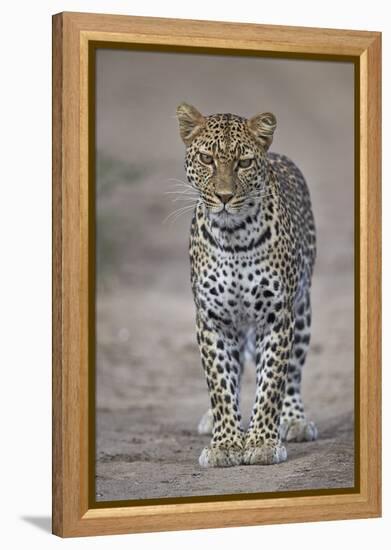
211,203,245,216
207,204,233,216
207,206,244,227
205,198,258,227
203,194,251,220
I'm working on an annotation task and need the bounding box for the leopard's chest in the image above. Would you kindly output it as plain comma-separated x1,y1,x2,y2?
193,249,284,328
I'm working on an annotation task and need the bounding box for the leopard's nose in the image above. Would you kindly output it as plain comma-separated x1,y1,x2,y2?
216,191,234,204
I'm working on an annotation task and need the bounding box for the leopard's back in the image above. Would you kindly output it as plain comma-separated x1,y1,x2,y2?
269,152,316,295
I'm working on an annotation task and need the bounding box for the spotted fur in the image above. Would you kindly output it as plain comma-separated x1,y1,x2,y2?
176,103,318,467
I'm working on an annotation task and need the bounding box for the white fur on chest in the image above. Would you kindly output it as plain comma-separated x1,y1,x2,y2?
195,247,283,329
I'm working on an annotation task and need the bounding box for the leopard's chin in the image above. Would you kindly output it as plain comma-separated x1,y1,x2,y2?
207,207,246,229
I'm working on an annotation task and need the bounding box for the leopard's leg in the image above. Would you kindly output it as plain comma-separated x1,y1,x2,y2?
243,312,294,465
198,330,249,435
197,408,214,435
197,318,245,467
280,290,318,442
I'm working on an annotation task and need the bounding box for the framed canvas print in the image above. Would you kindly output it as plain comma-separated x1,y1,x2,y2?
52,12,381,537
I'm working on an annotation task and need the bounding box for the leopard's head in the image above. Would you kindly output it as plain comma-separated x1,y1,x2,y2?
176,103,276,223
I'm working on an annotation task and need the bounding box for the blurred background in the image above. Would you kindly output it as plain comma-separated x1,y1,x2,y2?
95,49,354,502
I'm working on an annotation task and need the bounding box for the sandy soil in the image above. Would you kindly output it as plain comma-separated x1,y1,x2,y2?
95,51,355,502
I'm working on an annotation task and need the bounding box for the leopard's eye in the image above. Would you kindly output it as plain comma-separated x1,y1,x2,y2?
238,158,254,169
199,152,214,165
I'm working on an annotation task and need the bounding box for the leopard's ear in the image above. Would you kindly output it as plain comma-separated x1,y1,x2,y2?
176,103,205,145
247,112,277,150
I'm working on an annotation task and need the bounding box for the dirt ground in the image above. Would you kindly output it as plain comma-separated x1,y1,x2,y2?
95,51,355,502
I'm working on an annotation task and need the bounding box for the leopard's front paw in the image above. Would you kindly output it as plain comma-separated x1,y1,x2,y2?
280,419,318,442
199,444,243,468
243,441,287,465
197,408,213,435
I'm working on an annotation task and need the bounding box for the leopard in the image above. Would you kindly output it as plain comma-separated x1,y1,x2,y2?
176,102,318,468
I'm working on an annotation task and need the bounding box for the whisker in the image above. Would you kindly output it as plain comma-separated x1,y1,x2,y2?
164,189,198,195
164,178,198,190
162,202,199,224
172,196,200,203
168,195,199,202
204,201,220,208
163,207,194,224
165,178,190,185
167,205,199,224
170,208,197,224
166,184,198,194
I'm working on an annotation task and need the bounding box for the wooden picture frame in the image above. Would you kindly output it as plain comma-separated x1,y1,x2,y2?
52,11,381,537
